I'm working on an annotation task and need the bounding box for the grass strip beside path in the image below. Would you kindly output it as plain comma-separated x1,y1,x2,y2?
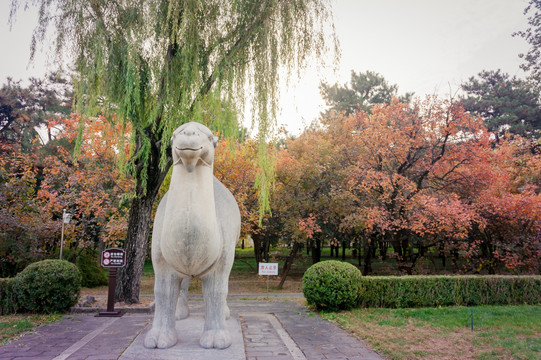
0,314,62,345
321,305,541,360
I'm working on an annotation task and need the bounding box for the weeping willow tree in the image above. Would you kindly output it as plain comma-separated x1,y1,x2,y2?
11,0,337,303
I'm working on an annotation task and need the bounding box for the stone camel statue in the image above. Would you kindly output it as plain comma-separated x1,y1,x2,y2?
144,122,241,350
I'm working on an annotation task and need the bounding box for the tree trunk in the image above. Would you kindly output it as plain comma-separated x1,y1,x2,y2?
357,240,362,267
439,243,446,269
115,195,155,303
263,238,270,263
363,239,372,276
253,233,263,265
115,136,171,304
394,239,403,259
379,240,388,260
277,241,301,290
452,249,459,271
311,239,321,264
341,239,346,261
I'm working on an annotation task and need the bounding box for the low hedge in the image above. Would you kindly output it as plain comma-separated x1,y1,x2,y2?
358,275,541,308
0,278,18,315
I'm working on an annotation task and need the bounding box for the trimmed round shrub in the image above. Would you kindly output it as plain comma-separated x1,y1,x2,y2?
14,259,82,313
302,260,362,311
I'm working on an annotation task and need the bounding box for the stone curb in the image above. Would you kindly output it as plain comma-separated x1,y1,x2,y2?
71,293,305,314
82,292,304,299
70,306,155,314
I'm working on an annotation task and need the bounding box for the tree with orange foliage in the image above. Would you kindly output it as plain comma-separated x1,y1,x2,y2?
269,124,361,287
214,139,260,237
0,110,136,277
0,74,72,276
0,144,58,276
38,114,134,253
453,137,541,273
213,138,275,265
341,97,486,274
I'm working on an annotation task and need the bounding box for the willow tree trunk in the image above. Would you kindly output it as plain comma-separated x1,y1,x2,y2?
115,134,171,304
115,195,155,303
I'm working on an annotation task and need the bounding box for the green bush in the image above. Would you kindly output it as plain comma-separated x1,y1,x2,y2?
75,249,108,288
14,260,82,313
303,260,362,311
358,275,541,308
51,248,108,288
0,278,18,315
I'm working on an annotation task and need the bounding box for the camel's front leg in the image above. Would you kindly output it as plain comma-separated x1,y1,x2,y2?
144,269,181,349
200,271,231,349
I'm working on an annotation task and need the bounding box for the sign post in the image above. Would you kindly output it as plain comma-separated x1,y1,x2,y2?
258,262,278,297
59,209,72,260
96,248,126,317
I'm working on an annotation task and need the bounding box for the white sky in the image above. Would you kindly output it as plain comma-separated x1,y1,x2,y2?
0,0,532,135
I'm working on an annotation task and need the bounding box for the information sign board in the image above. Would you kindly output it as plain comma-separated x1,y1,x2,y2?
97,248,125,317
101,248,126,268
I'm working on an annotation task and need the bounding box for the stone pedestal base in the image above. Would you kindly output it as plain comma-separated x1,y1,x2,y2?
120,315,245,360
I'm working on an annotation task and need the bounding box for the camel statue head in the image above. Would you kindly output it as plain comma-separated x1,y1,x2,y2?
171,122,218,173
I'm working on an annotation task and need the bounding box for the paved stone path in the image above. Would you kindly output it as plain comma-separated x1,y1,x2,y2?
0,299,383,360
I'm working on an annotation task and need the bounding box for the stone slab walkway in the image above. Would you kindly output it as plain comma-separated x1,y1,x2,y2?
0,299,383,360
120,315,246,360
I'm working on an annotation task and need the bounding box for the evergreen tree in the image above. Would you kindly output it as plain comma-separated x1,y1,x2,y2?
320,70,412,116
0,73,72,152
514,0,541,84
460,70,541,140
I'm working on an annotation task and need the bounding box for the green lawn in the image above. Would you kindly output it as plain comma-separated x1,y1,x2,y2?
322,305,541,360
142,260,154,277
231,257,258,273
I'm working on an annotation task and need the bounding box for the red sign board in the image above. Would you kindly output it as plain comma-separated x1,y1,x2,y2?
101,248,126,268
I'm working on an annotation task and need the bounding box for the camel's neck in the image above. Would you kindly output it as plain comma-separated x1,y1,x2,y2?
161,164,221,277
167,163,217,230
168,164,215,208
